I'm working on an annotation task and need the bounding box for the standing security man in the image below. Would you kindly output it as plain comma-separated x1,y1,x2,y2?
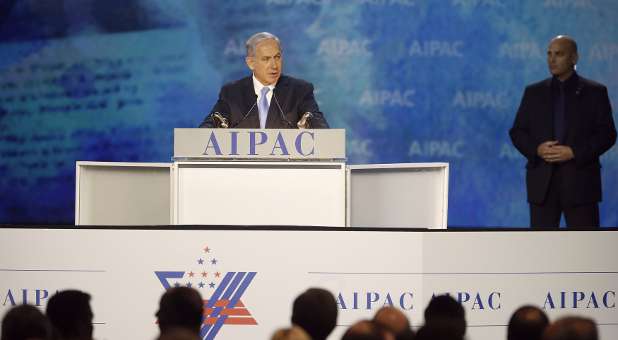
510,35,616,228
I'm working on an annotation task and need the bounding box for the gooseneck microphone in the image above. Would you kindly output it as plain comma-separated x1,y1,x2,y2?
230,100,257,128
272,90,294,128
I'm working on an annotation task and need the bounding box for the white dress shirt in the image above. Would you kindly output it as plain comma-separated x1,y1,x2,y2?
252,74,275,106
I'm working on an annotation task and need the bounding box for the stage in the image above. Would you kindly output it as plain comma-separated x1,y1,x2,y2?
1,227,616,340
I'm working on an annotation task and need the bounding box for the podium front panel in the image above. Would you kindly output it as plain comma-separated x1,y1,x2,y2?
173,161,346,226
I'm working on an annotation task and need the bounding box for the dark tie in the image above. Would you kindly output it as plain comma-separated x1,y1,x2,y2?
554,82,565,143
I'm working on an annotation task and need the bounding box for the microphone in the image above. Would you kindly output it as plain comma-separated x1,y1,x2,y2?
297,112,313,129
272,90,294,128
211,112,229,128
230,100,257,128
576,85,583,96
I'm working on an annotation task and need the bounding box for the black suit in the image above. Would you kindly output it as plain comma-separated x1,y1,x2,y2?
510,73,616,228
199,75,329,129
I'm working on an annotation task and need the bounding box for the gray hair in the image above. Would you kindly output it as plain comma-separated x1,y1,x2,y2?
246,32,281,57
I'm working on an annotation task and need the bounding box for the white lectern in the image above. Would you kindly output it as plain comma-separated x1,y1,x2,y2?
75,128,449,228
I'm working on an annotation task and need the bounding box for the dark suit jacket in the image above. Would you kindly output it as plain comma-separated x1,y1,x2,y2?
199,75,329,129
509,73,616,206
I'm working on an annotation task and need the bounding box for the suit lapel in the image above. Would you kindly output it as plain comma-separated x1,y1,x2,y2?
540,79,554,141
241,76,257,116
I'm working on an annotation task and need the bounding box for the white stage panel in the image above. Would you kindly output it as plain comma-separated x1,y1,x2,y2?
0,229,618,340
348,163,448,228
75,162,172,225
1,229,616,340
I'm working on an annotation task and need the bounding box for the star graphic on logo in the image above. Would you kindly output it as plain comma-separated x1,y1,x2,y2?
154,245,258,339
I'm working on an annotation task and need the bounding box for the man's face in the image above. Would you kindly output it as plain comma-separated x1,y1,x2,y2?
246,39,282,86
547,38,578,80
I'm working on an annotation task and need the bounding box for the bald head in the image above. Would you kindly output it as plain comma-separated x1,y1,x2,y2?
547,35,579,81
551,35,578,54
542,316,597,340
342,320,392,340
271,326,311,340
373,307,410,335
507,305,549,340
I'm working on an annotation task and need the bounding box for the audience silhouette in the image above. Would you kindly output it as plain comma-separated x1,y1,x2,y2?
270,326,312,340
45,290,93,340
373,306,414,340
155,287,204,336
423,294,466,339
508,305,549,340
341,319,393,340
291,288,338,340
1,286,606,340
543,316,598,340
1,304,52,340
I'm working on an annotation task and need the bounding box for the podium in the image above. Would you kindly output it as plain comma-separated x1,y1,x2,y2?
75,129,449,228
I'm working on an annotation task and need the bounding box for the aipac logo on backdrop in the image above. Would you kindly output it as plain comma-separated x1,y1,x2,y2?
155,245,257,340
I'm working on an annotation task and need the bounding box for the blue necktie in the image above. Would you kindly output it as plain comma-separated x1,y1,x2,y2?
258,87,270,129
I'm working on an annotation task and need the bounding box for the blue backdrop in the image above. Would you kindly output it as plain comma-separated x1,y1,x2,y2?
0,0,616,226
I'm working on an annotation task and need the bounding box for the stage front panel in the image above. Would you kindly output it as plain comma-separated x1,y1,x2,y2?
0,229,616,340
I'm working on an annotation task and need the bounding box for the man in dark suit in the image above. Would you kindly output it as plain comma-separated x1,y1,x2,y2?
199,32,329,129
510,35,616,228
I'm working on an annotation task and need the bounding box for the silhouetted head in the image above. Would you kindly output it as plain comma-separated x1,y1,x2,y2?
542,316,598,340
45,290,93,340
290,288,338,340
1,304,52,340
342,320,393,340
415,323,462,340
156,287,204,335
423,295,466,338
508,305,549,340
155,327,201,340
270,326,311,340
373,306,414,340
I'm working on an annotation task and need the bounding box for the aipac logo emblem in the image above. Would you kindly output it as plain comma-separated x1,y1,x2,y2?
154,244,257,339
